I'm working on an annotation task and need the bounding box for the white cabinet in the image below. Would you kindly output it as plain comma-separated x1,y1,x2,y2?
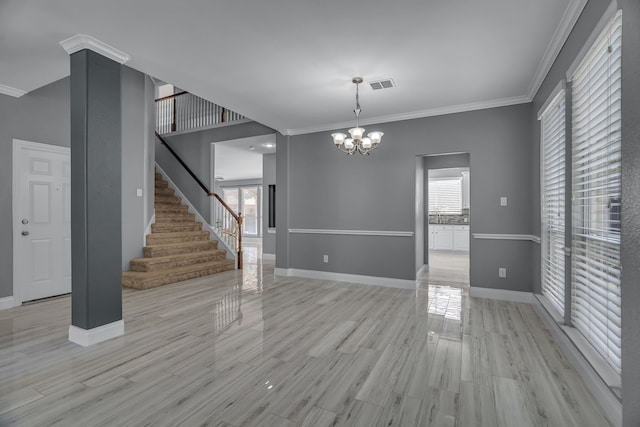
453,225,469,251
429,225,469,251
433,225,453,250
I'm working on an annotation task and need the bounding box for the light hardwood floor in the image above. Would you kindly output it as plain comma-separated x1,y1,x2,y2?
0,243,612,426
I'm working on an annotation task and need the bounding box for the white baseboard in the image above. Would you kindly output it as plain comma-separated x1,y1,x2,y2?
469,286,534,303
0,296,15,310
532,298,621,427
274,268,416,289
69,320,125,347
262,253,276,261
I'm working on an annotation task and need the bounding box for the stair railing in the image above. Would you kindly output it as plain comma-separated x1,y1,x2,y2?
156,91,246,135
156,131,243,269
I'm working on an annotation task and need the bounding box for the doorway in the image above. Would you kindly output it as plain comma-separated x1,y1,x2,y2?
13,139,71,304
419,154,470,285
222,186,261,237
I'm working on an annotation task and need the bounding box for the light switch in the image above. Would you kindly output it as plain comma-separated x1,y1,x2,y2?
500,196,507,206
136,189,143,197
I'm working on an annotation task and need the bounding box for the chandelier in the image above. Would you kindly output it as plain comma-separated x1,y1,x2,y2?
331,77,383,155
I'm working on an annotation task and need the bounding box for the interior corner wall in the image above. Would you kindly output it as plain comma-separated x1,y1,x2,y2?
414,157,424,273
281,104,534,288
159,121,275,223
121,66,154,271
0,78,70,298
275,133,290,269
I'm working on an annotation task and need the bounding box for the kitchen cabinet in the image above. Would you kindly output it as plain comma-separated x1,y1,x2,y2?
428,225,469,251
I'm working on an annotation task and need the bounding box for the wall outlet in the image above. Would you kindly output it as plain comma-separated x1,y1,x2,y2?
323,255,329,263
500,196,508,206
498,267,507,278
136,189,143,197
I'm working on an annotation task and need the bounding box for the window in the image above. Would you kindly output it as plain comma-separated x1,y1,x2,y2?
540,88,566,316
428,178,462,214
570,11,622,374
222,186,261,237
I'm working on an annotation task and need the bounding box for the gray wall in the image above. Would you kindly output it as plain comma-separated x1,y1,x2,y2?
263,153,276,254
121,67,155,270
620,1,639,425
0,78,71,298
158,121,274,223
278,104,534,289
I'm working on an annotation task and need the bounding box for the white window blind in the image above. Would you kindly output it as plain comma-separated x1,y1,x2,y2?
429,178,462,214
570,11,622,374
540,89,566,316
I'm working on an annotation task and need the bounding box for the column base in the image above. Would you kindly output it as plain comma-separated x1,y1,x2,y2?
69,319,124,346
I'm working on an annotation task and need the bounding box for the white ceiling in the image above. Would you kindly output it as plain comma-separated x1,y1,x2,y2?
214,134,276,181
0,0,584,134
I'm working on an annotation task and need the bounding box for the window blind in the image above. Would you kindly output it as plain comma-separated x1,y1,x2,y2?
429,178,462,214
540,89,566,316
570,11,622,374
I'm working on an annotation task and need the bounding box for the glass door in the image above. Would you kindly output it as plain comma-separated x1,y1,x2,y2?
242,187,259,236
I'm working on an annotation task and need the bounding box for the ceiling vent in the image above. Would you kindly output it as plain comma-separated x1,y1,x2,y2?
368,78,395,90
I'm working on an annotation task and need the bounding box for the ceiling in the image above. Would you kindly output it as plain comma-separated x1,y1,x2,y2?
0,0,584,135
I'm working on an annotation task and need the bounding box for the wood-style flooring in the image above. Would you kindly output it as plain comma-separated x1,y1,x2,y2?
0,245,611,426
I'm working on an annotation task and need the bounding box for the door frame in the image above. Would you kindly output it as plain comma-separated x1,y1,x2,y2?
12,139,70,306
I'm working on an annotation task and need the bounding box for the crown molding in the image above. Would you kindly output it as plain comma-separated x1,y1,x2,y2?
527,0,588,100
0,84,27,98
59,34,131,64
280,94,530,136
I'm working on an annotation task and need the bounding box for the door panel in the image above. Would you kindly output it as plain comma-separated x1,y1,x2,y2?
15,141,71,303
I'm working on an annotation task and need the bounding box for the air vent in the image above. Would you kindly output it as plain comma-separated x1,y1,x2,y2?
368,78,395,90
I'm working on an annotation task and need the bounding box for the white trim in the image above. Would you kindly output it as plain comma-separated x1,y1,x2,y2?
532,297,621,427
527,0,588,100
0,296,16,310
469,286,535,303
267,228,276,234
262,253,276,261
144,212,155,245
59,34,131,64
275,268,416,289
0,84,27,98
280,95,530,136
537,81,566,120
13,139,70,307
289,228,413,237
167,118,252,137
566,1,619,81
68,320,125,347
155,164,238,266
472,233,541,244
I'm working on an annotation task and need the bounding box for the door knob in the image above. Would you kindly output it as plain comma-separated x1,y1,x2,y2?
21,219,29,224
21,231,29,236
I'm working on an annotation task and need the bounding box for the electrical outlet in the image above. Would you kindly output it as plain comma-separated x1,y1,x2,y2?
498,267,507,278
500,197,508,206
323,255,329,263
136,189,143,197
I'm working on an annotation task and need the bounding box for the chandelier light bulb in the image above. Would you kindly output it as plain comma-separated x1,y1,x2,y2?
331,132,347,146
344,138,355,149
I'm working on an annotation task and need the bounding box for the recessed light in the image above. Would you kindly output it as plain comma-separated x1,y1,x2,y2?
263,143,275,148
249,146,255,151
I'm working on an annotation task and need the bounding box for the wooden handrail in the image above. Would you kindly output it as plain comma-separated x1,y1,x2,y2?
155,91,188,102
155,131,243,268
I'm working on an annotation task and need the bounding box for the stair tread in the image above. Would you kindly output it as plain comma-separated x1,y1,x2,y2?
122,259,234,280
145,241,216,250
147,231,208,237
131,249,224,264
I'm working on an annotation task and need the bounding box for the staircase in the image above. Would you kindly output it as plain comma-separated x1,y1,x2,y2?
121,173,235,290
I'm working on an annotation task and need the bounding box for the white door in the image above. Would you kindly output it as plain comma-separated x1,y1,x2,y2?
13,140,71,303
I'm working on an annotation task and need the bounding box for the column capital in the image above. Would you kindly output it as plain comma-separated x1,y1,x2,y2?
60,34,130,64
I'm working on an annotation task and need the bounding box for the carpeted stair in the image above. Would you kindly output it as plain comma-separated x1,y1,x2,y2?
122,173,235,290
